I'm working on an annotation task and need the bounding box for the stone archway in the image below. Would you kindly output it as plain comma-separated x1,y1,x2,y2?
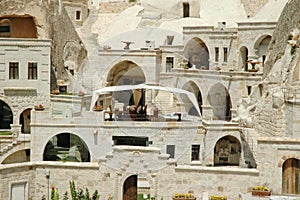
123,175,137,200
184,37,209,69
282,158,300,194
20,108,31,134
254,35,271,62
107,60,145,86
106,61,146,106
43,133,90,162
214,135,241,166
182,81,203,115
0,100,13,129
207,83,232,121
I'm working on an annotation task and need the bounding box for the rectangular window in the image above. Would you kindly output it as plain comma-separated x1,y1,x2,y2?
215,47,219,62
11,182,28,200
75,10,81,20
28,62,38,80
166,145,175,159
223,47,228,63
9,62,19,79
166,57,174,72
191,145,200,161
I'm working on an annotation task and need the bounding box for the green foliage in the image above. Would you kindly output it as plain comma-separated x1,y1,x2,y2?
92,190,100,200
42,195,46,200
63,192,69,200
51,188,59,200
129,0,136,2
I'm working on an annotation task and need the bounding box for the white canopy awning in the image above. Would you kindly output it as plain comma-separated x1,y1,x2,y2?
90,84,201,116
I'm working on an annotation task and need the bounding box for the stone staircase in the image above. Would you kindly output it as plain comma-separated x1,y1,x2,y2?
0,135,29,157
152,91,181,114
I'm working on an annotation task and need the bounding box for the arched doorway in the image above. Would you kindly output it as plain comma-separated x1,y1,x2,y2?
208,83,232,121
282,158,300,194
0,100,13,129
239,46,248,71
184,38,209,69
182,81,203,115
20,108,31,134
123,175,137,200
214,136,241,166
43,133,90,162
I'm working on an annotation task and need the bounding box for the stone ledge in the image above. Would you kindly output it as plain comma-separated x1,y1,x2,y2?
175,165,259,176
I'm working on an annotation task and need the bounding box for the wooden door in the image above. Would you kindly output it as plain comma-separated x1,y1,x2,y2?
282,158,300,194
123,175,137,200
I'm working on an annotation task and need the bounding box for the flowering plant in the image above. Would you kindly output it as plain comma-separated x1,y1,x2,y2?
93,105,103,111
252,186,269,191
35,104,45,110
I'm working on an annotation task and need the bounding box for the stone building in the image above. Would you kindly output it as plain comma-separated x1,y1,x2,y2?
0,0,300,200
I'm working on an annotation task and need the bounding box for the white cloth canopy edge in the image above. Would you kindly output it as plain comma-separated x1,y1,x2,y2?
90,84,201,116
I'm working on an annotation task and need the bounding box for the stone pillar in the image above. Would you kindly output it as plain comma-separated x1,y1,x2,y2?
201,105,213,120
10,124,22,138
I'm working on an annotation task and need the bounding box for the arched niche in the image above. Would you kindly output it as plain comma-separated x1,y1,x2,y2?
0,100,13,129
207,83,232,121
43,133,90,162
20,108,32,134
214,135,241,166
184,37,209,69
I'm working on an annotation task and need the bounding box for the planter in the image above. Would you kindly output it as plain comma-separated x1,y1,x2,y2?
173,198,196,200
251,190,271,196
34,106,45,111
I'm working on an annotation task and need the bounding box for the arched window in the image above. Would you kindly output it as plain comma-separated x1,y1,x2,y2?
43,133,90,162
214,136,241,166
0,19,11,37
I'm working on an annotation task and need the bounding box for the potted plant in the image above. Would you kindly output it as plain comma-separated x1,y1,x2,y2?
35,104,45,111
173,193,196,200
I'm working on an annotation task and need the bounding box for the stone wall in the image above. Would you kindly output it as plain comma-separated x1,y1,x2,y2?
264,0,300,75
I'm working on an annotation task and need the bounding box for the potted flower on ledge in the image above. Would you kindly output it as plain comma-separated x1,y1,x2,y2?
173,192,196,200
34,104,45,111
251,186,271,196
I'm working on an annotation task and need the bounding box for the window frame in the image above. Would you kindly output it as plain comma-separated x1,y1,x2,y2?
191,144,200,161
28,62,38,80
9,62,19,80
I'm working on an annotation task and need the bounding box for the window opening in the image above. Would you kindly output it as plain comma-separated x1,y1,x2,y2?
9,62,19,79
166,57,174,72
223,47,228,63
215,47,219,62
166,145,175,158
183,3,190,18
28,62,37,80
75,10,81,20
191,145,200,161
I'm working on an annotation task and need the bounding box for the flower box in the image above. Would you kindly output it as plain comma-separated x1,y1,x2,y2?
251,190,271,196
173,198,196,200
